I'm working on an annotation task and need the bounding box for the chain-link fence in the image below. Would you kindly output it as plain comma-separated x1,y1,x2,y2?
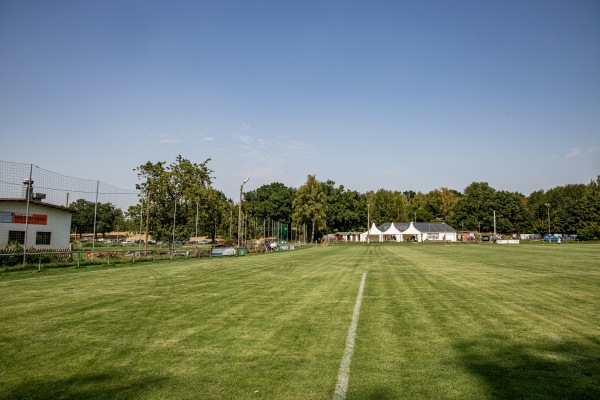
0,161,140,210
1,160,139,247
238,216,307,249
1,161,308,268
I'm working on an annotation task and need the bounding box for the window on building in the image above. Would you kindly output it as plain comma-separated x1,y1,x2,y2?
36,232,51,245
8,230,25,244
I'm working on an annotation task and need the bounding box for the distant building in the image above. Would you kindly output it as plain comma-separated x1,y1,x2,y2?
0,180,74,249
358,221,457,242
335,232,362,242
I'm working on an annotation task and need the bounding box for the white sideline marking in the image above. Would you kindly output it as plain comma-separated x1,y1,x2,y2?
333,272,367,400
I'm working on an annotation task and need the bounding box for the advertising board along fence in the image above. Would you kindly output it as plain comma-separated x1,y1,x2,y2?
496,239,520,244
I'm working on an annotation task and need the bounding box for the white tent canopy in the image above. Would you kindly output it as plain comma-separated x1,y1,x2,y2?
382,222,403,242
358,221,457,242
401,222,422,242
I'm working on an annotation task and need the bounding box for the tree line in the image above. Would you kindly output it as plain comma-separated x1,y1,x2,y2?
70,156,600,242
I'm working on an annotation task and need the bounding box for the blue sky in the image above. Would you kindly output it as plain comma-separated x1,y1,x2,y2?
1,0,598,200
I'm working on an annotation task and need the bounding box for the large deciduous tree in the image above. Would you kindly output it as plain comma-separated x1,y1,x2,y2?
70,199,121,239
322,180,366,233
70,199,95,238
425,187,459,220
554,176,600,240
292,175,326,242
244,182,296,223
94,202,122,238
134,155,213,243
452,182,497,231
492,190,528,234
369,189,406,224
451,182,530,233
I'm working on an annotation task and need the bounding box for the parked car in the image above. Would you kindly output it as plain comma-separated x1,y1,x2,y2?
543,235,560,242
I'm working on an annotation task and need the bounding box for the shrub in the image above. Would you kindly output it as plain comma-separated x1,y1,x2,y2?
578,222,600,241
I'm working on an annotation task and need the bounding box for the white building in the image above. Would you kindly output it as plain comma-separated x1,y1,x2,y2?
0,180,73,250
334,232,362,242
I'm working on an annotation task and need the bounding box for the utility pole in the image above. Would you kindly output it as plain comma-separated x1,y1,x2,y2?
144,192,150,253
238,178,249,248
545,203,551,237
367,200,371,243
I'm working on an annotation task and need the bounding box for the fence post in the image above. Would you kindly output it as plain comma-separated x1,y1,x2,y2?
92,180,99,262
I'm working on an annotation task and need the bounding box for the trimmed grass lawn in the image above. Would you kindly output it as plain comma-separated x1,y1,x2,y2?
1,243,599,399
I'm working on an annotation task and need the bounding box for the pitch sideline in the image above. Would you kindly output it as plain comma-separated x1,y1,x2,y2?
333,272,367,400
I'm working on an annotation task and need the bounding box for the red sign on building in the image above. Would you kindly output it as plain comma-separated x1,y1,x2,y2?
12,213,48,225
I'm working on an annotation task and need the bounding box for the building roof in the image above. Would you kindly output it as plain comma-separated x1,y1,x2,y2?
379,222,411,232
0,198,74,213
377,222,456,233
414,222,456,233
366,223,383,234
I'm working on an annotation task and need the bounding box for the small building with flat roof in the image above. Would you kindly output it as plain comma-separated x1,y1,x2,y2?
0,180,74,249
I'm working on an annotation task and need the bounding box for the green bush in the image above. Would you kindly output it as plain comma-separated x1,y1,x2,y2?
579,222,600,240
0,242,24,266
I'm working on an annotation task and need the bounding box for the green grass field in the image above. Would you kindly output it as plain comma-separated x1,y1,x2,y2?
1,243,599,399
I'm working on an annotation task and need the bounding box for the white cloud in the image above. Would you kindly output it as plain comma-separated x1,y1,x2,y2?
586,146,598,154
147,132,202,145
228,124,313,175
157,138,182,144
235,134,253,144
148,133,182,144
282,140,313,158
565,147,581,158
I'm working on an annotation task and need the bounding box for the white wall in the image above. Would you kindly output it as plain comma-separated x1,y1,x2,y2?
0,201,72,249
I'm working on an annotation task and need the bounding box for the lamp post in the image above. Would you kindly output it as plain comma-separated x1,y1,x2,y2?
444,221,447,245
545,203,551,238
238,178,250,248
367,200,370,243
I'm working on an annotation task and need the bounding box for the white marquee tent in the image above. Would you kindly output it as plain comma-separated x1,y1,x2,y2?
359,222,457,243
360,223,383,242
382,222,403,241
401,222,423,242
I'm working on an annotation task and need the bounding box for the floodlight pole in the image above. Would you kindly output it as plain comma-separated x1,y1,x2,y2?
367,200,371,243
545,203,550,237
444,221,447,245
238,178,249,248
